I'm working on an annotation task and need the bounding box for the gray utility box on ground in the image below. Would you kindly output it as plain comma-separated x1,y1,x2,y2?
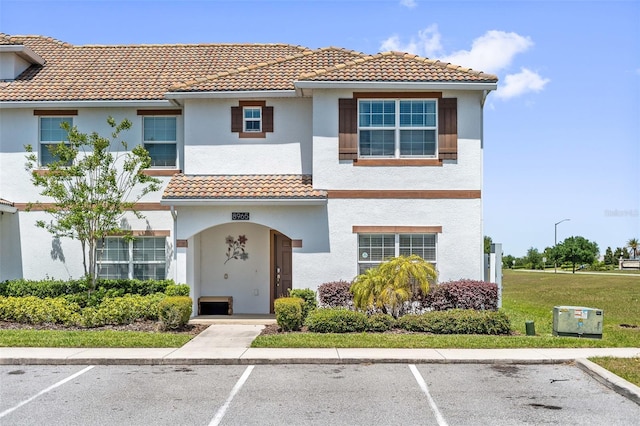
553,306,603,339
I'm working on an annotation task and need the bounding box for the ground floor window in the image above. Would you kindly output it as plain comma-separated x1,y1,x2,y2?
358,233,436,274
96,237,166,280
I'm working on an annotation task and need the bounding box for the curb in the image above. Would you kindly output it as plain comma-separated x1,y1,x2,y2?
576,358,640,406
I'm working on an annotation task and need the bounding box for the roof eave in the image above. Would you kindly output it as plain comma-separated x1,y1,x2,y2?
294,80,498,92
165,90,299,100
0,100,176,109
0,45,45,65
0,204,18,213
160,198,327,206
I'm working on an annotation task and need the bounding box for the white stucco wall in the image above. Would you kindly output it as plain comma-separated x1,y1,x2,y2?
182,98,312,175
0,211,22,280
0,52,31,80
198,222,270,314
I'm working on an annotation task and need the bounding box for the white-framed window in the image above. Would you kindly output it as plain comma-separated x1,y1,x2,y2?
39,116,72,166
96,237,166,280
358,233,437,274
243,106,262,132
143,116,177,167
358,99,437,158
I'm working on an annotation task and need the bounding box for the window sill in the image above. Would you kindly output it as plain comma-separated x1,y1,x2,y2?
142,169,181,176
238,132,266,139
353,158,443,167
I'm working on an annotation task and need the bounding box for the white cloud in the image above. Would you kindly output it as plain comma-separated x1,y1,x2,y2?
441,30,533,74
495,68,550,99
380,24,442,57
380,27,549,100
400,0,418,9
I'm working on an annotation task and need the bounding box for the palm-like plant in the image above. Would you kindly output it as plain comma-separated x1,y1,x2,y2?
628,238,639,259
350,255,437,318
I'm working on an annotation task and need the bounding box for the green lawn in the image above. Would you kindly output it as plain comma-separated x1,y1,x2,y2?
252,270,640,348
589,357,640,387
0,329,193,348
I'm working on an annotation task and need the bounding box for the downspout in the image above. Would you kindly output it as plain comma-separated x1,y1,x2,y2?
170,205,178,282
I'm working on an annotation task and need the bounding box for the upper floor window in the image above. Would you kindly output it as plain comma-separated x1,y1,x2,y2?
39,116,72,166
358,99,437,158
231,101,273,138
243,106,262,132
96,237,166,280
143,116,177,167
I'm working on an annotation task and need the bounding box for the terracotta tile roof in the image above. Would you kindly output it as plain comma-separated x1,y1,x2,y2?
0,34,311,101
0,198,14,206
0,34,497,102
162,174,327,200
298,51,498,82
170,47,366,92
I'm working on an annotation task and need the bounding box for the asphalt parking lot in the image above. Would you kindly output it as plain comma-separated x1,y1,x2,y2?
2,363,639,425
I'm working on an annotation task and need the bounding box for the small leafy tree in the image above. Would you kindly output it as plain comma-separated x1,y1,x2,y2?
350,255,437,318
604,247,615,265
484,235,492,254
25,117,162,290
553,236,599,273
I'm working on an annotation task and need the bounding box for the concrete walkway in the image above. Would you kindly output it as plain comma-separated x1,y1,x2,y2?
1,323,639,405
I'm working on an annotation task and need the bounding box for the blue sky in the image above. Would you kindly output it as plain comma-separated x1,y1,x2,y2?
1,0,639,257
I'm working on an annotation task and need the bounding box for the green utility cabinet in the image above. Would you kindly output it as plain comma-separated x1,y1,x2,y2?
553,306,603,339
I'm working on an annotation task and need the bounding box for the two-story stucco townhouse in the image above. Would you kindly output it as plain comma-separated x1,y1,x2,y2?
0,33,497,316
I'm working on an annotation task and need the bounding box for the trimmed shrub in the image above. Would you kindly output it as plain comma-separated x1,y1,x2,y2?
426,280,498,311
317,280,353,308
158,296,193,330
0,296,81,325
288,288,317,321
165,284,190,297
0,278,177,299
397,310,511,335
78,293,166,327
304,308,368,333
274,297,304,331
366,313,397,332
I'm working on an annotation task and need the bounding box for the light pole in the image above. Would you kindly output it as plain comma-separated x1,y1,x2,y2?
554,218,570,273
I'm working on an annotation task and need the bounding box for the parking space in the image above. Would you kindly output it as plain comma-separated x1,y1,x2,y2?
2,363,639,425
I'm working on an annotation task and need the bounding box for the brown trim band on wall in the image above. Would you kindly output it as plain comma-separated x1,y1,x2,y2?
352,226,443,234
353,92,442,99
108,230,171,237
14,202,171,211
328,190,481,199
137,109,182,115
292,239,303,248
142,169,182,176
33,110,78,116
238,100,267,107
353,159,443,167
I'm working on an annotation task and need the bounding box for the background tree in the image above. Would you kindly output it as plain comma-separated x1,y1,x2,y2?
523,247,543,270
502,254,516,269
614,247,630,261
604,247,615,265
25,117,162,290
484,235,493,254
627,238,639,259
554,236,599,273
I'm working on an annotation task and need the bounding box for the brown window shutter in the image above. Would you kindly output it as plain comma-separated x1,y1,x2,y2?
262,106,274,133
339,98,358,160
231,106,242,132
438,98,458,160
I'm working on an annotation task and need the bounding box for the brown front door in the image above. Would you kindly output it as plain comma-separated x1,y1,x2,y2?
270,230,292,312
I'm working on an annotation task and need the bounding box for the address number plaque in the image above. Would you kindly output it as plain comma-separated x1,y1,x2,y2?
232,212,250,221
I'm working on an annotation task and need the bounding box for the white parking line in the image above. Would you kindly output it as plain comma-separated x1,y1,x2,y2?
409,364,448,426
209,365,254,426
0,365,95,419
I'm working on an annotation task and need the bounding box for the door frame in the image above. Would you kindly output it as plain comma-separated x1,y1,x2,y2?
269,229,292,313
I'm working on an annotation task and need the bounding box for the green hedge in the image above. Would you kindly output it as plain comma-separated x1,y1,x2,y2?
366,313,397,332
288,288,317,321
158,296,193,330
0,278,179,299
397,310,511,335
274,297,304,331
0,296,81,325
304,308,368,333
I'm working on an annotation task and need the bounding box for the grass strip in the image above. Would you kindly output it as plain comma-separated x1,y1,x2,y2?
589,357,640,387
0,329,193,348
